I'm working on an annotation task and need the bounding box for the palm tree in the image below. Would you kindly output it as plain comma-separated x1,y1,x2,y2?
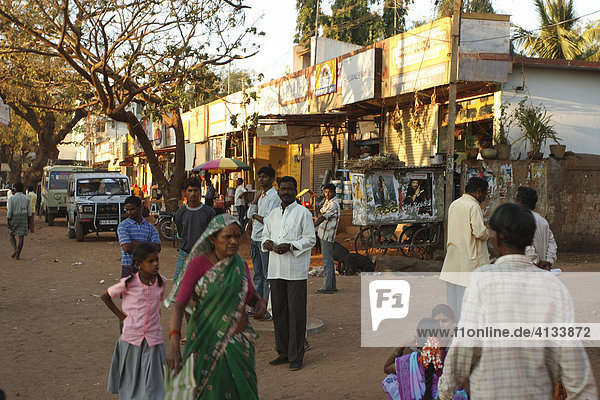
513,0,581,59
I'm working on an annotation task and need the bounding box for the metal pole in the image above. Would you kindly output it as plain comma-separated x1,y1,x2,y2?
444,0,462,248
314,0,320,65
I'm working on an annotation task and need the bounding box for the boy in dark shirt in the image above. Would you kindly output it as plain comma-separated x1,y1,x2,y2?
173,177,215,281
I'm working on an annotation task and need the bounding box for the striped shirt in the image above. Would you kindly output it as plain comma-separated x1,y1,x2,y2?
438,255,597,399
117,218,161,267
316,198,340,242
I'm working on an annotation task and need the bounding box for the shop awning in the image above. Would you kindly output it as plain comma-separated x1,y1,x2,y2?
258,113,348,145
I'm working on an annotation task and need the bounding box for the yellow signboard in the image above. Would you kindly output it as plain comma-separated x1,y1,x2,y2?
314,59,337,97
387,18,451,95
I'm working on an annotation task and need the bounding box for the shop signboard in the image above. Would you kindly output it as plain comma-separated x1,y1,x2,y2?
387,18,451,96
258,83,279,115
208,99,228,137
257,123,288,138
342,48,376,105
153,124,166,148
350,168,444,225
280,73,309,115
188,105,207,143
314,59,337,97
96,140,114,162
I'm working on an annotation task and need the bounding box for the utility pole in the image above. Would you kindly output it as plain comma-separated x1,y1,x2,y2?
393,0,398,35
314,0,320,65
444,0,462,246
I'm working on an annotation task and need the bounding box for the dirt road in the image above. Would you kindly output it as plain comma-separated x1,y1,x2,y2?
1,209,599,399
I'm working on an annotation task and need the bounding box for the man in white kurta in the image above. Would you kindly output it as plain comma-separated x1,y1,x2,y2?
516,186,558,269
262,176,316,371
439,177,490,317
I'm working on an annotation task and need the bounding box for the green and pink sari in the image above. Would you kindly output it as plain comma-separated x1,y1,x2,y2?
164,214,258,400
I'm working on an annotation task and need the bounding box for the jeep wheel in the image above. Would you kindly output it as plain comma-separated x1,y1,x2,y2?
75,220,84,242
48,214,55,226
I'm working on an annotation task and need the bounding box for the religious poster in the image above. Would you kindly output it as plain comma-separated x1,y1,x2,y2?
315,59,337,97
498,163,513,199
365,171,401,220
400,173,433,215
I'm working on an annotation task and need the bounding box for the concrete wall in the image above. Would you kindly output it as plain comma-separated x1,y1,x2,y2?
462,154,600,252
501,67,600,158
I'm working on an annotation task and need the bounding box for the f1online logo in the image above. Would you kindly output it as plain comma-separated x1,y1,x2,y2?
369,280,410,331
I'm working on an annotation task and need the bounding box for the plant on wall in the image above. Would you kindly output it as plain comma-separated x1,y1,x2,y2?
494,102,511,145
392,103,403,138
511,97,560,158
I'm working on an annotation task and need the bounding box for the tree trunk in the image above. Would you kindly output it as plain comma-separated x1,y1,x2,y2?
22,142,59,185
163,110,186,212
7,152,22,184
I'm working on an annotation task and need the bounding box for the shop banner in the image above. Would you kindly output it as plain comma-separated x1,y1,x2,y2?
342,49,375,105
314,59,337,97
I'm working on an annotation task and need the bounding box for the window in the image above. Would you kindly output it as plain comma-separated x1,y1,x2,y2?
76,178,129,196
49,171,71,189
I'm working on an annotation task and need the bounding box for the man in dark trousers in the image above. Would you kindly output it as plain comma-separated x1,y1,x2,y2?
262,176,316,371
173,177,216,281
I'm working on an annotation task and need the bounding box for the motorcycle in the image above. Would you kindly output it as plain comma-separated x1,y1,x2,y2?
154,211,177,242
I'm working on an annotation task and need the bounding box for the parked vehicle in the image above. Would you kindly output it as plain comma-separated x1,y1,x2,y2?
0,188,9,207
66,172,131,241
41,163,93,225
155,210,177,242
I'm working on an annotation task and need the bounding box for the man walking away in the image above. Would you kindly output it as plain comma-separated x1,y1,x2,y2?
26,185,37,216
7,182,34,260
234,177,248,228
117,196,161,277
173,177,215,281
247,166,281,319
439,177,489,317
204,179,215,207
262,176,316,371
516,186,557,270
314,183,340,293
438,203,597,399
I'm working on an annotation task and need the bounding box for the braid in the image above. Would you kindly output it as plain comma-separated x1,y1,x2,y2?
124,274,135,288
423,363,434,400
156,274,163,287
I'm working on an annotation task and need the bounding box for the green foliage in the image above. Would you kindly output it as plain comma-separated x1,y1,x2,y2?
511,0,599,60
295,0,414,48
435,0,495,18
510,97,560,156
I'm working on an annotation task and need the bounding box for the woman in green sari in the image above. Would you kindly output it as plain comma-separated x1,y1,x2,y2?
165,214,267,399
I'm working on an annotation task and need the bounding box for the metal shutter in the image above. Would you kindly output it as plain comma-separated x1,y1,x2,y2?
312,137,334,194
385,104,436,167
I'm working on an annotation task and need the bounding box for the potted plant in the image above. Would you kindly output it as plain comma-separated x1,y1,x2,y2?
494,102,512,159
511,98,559,160
549,139,566,159
465,134,479,160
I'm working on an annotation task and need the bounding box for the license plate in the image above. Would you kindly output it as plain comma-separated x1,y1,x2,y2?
99,220,118,225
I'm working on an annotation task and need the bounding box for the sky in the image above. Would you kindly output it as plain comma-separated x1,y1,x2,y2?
232,0,600,83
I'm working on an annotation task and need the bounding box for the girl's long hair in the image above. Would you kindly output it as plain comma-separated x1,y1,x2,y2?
423,364,435,400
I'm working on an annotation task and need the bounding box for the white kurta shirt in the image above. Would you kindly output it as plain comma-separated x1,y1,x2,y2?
247,187,282,242
525,210,558,264
439,194,490,287
234,185,247,207
262,201,316,280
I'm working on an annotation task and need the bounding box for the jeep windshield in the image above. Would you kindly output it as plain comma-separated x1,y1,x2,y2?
77,178,129,196
50,171,71,189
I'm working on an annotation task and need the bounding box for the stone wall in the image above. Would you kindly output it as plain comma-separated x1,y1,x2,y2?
462,154,600,252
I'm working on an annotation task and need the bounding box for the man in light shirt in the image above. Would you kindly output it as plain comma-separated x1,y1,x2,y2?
234,177,248,227
262,176,316,371
439,176,489,317
314,183,340,293
516,186,557,270
7,182,34,260
247,166,281,319
438,203,597,399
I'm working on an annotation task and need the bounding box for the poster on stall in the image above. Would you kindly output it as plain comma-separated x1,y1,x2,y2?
466,165,496,198
400,173,433,215
350,173,366,225
498,163,513,199
365,171,401,221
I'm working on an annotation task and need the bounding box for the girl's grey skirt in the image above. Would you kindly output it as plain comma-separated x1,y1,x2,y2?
108,338,166,400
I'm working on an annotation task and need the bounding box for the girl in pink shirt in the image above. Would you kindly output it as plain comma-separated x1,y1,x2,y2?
101,243,167,400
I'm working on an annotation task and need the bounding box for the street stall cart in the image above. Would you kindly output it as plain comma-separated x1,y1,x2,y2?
349,159,445,259
193,157,250,214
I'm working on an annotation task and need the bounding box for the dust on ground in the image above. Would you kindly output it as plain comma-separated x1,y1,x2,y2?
1,209,599,399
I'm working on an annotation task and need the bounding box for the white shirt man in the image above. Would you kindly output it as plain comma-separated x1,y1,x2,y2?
439,178,490,317
262,177,316,371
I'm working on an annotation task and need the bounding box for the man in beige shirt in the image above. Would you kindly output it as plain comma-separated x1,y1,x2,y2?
439,177,489,316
